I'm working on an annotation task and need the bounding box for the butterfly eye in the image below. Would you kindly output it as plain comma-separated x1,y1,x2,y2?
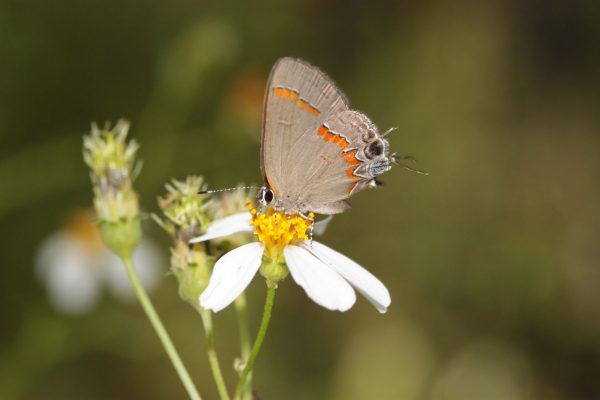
365,139,385,159
258,186,275,206
264,189,274,204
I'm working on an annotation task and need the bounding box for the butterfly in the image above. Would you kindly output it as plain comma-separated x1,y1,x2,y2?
257,57,397,216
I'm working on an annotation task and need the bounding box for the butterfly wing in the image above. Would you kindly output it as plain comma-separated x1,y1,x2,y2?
261,58,349,202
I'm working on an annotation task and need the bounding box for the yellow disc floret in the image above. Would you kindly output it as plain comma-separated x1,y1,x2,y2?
246,201,313,262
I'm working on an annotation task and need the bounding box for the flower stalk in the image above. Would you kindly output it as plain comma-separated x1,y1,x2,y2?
154,176,232,398
123,257,202,400
199,309,230,400
234,285,276,400
234,294,252,400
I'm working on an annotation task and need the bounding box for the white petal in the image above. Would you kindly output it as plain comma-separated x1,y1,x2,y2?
305,241,391,313
284,245,356,312
35,233,104,315
313,215,334,236
189,212,253,243
200,242,263,312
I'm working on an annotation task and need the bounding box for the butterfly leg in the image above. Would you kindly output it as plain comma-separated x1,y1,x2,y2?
299,211,316,245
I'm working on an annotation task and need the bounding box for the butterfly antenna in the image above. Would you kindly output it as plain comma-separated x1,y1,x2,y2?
198,186,260,195
382,127,398,137
391,154,429,175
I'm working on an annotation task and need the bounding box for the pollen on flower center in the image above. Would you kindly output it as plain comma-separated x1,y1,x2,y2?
246,201,313,261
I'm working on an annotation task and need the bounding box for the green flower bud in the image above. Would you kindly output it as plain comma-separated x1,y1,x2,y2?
259,255,289,288
98,217,142,260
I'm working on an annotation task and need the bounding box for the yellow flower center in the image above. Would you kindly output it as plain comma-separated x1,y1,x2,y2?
247,201,313,261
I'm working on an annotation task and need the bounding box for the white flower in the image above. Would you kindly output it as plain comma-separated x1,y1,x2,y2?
36,211,164,315
190,206,390,313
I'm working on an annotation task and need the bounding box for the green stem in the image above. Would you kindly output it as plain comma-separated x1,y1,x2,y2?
234,286,276,400
122,258,202,400
199,309,230,400
234,294,252,400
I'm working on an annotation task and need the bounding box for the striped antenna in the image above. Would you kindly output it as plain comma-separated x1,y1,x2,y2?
382,126,398,137
198,186,260,195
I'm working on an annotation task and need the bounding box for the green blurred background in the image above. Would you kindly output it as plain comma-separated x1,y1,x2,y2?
2,0,600,399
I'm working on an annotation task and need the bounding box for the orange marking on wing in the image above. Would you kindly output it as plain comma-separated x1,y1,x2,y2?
317,125,328,136
307,106,320,116
348,181,359,193
333,135,349,149
346,167,358,179
340,150,361,165
273,87,321,116
273,87,321,117
324,132,336,142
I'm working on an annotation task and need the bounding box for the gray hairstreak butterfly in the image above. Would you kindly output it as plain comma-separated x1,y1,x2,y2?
258,57,398,216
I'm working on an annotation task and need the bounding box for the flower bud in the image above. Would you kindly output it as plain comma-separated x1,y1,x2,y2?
155,176,213,308
83,120,142,259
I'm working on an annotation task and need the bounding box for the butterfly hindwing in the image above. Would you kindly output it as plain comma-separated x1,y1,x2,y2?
288,110,393,214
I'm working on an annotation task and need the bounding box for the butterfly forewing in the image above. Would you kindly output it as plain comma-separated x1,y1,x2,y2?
261,58,349,199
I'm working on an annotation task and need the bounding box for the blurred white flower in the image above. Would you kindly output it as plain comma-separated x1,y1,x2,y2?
36,210,164,315
190,205,390,313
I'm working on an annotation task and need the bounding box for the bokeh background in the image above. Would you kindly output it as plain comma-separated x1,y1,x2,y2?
2,1,600,399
